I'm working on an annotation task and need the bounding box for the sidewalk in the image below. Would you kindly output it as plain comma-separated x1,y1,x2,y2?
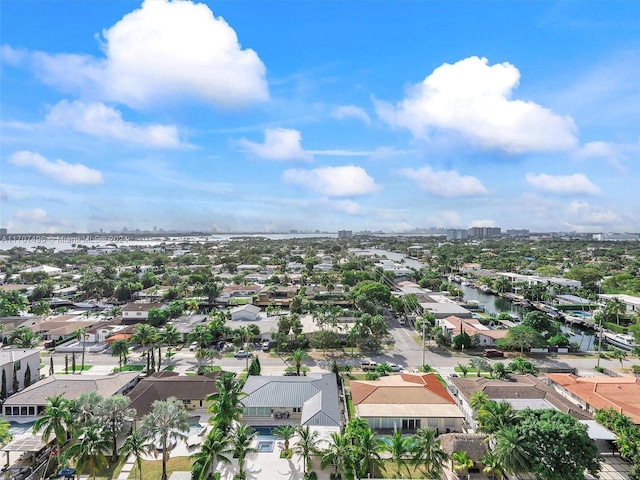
116,454,135,480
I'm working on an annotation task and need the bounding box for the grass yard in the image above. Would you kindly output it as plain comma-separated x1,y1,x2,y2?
70,454,127,480
131,456,194,479
56,365,93,374
113,365,145,372
378,460,434,479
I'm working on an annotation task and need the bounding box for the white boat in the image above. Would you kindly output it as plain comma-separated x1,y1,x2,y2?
603,332,639,351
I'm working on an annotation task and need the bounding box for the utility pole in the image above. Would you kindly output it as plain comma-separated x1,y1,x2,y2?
422,320,426,367
596,312,604,368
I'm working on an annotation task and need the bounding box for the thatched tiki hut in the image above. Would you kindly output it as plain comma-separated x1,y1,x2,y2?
439,433,489,477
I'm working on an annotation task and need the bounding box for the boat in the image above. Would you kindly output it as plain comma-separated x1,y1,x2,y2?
603,332,639,351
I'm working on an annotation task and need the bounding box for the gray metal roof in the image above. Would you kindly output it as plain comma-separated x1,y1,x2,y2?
243,373,341,427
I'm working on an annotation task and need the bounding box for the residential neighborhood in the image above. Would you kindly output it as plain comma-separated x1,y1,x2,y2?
0,234,640,480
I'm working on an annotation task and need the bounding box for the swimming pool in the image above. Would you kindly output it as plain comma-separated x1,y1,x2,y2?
568,311,592,319
187,423,206,437
256,439,274,453
9,422,35,436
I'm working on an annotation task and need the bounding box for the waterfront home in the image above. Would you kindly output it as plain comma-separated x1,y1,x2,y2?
0,349,40,396
438,316,508,347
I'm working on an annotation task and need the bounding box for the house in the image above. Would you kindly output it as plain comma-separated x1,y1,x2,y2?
460,263,482,274
219,284,260,303
350,373,465,434
256,285,299,307
438,316,508,347
30,318,97,342
168,315,209,342
230,304,261,322
241,372,342,429
449,374,591,429
545,373,640,424
19,265,63,276
3,372,139,421
0,349,41,396
126,371,222,427
121,302,164,323
598,294,640,313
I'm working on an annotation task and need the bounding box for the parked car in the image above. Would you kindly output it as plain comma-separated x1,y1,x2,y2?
360,360,378,371
262,341,270,352
483,348,504,358
234,350,251,358
398,317,406,325
386,363,402,372
189,342,198,351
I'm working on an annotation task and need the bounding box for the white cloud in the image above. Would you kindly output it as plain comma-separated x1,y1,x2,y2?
575,141,638,172
8,151,104,185
564,201,620,230
333,105,371,126
46,100,182,148
237,128,313,162
307,149,374,157
375,56,578,153
525,172,601,195
13,208,69,227
317,198,361,215
429,210,462,228
25,0,268,109
469,219,496,228
282,165,379,197
399,165,488,197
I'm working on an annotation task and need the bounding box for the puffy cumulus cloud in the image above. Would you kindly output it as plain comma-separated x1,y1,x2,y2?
237,128,313,162
333,105,371,125
282,165,380,197
317,198,361,215
46,100,182,148
525,172,600,195
26,0,268,109
8,151,104,185
564,201,621,231
399,165,488,197
575,141,638,172
13,208,69,227
375,56,578,153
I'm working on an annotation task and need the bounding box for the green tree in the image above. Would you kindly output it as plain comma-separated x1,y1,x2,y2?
293,425,320,474
469,357,490,377
0,369,6,400
382,431,413,477
119,431,151,480
0,417,12,447
492,426,530,477
110,339,130,371
476,400,519,434
287,349,310,376
9,327,40,348
271,425,295,454
206,372,245,434
66,424,111,480
512,409,601,480
605,297,627,326
190,427,232,480
610,348,627,368
480,451,505,480
508,356,538,374
131,324,158,359
457,363,470,377
411,427,447,479
99,394,136,457
351,280,392,306
49,357,54,376
75,328,88,374
497,325,545,353
231,424,257,480
320,432,352,480
451,450,474,474
469,391,490,410
31,299,51,316
140,397,190,480
23,364,31,388
33,394,71,465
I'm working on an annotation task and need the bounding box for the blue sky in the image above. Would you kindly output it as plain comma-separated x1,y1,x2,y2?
1,0,639,234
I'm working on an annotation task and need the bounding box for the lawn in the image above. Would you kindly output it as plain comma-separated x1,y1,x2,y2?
453,366,492,377
56,365,93,374
377,460,434,479
69,454,127,480
132,455,194,479
113,365,145,372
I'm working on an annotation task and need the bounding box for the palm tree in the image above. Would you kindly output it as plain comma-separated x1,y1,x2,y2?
206,372,245,434
9,327,40,348
231,424,257,480
287,349,310,376
480,451,505,480
320,432,351,480
140,397,190,480
469,391,490,410
382,431,412,477
110,339,130,371
131,324,158,358
0,417,12,447
191,427,232,480
33,394,71,465
492,426,531,476
476,400,519,434
119,431,151,480
70,391,102,429
293,426,320,474
159,324,181,354
411,427,447,479
457,363,470,377
75,328,88,374
353,425,384,478
451,450,474,475
99,394,136,457
469,357,490,377
606,297,627,325
66,424,110,480
271,424,295,454
610,348,627,368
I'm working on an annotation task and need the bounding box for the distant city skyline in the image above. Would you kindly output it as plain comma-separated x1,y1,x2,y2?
1,0,639,233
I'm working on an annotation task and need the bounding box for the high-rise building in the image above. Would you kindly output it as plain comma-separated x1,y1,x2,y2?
468,227,501,239
0,228,7,237
507,229,530,237
446,229,468,241
337,230,353,239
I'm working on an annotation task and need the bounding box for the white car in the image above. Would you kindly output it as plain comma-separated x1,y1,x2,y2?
386,363,402,372
188,342,198,351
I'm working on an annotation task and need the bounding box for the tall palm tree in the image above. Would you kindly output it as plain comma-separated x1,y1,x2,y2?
75,328,88,373
9,327,40,348
119,431,151,480
492,426,531,477
451,450,474,475
131,324,158,358
320,432,351,480
293,426,320,474
606,297,627,325
469,357,490,377
206,372,245,434
33,394,71,465
140,397,190,480
382,431,412,478
191,427,232,480
610,348,627,368
271,424,295,454
287,349,310,376
98,394,136,457
231,424,257,480
469,391,490,410
353,425,384,478
66,424,110,480
70,391,102,430
480,451,505,480
110,339,130,371
476,400,519,434
411,427,447,479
